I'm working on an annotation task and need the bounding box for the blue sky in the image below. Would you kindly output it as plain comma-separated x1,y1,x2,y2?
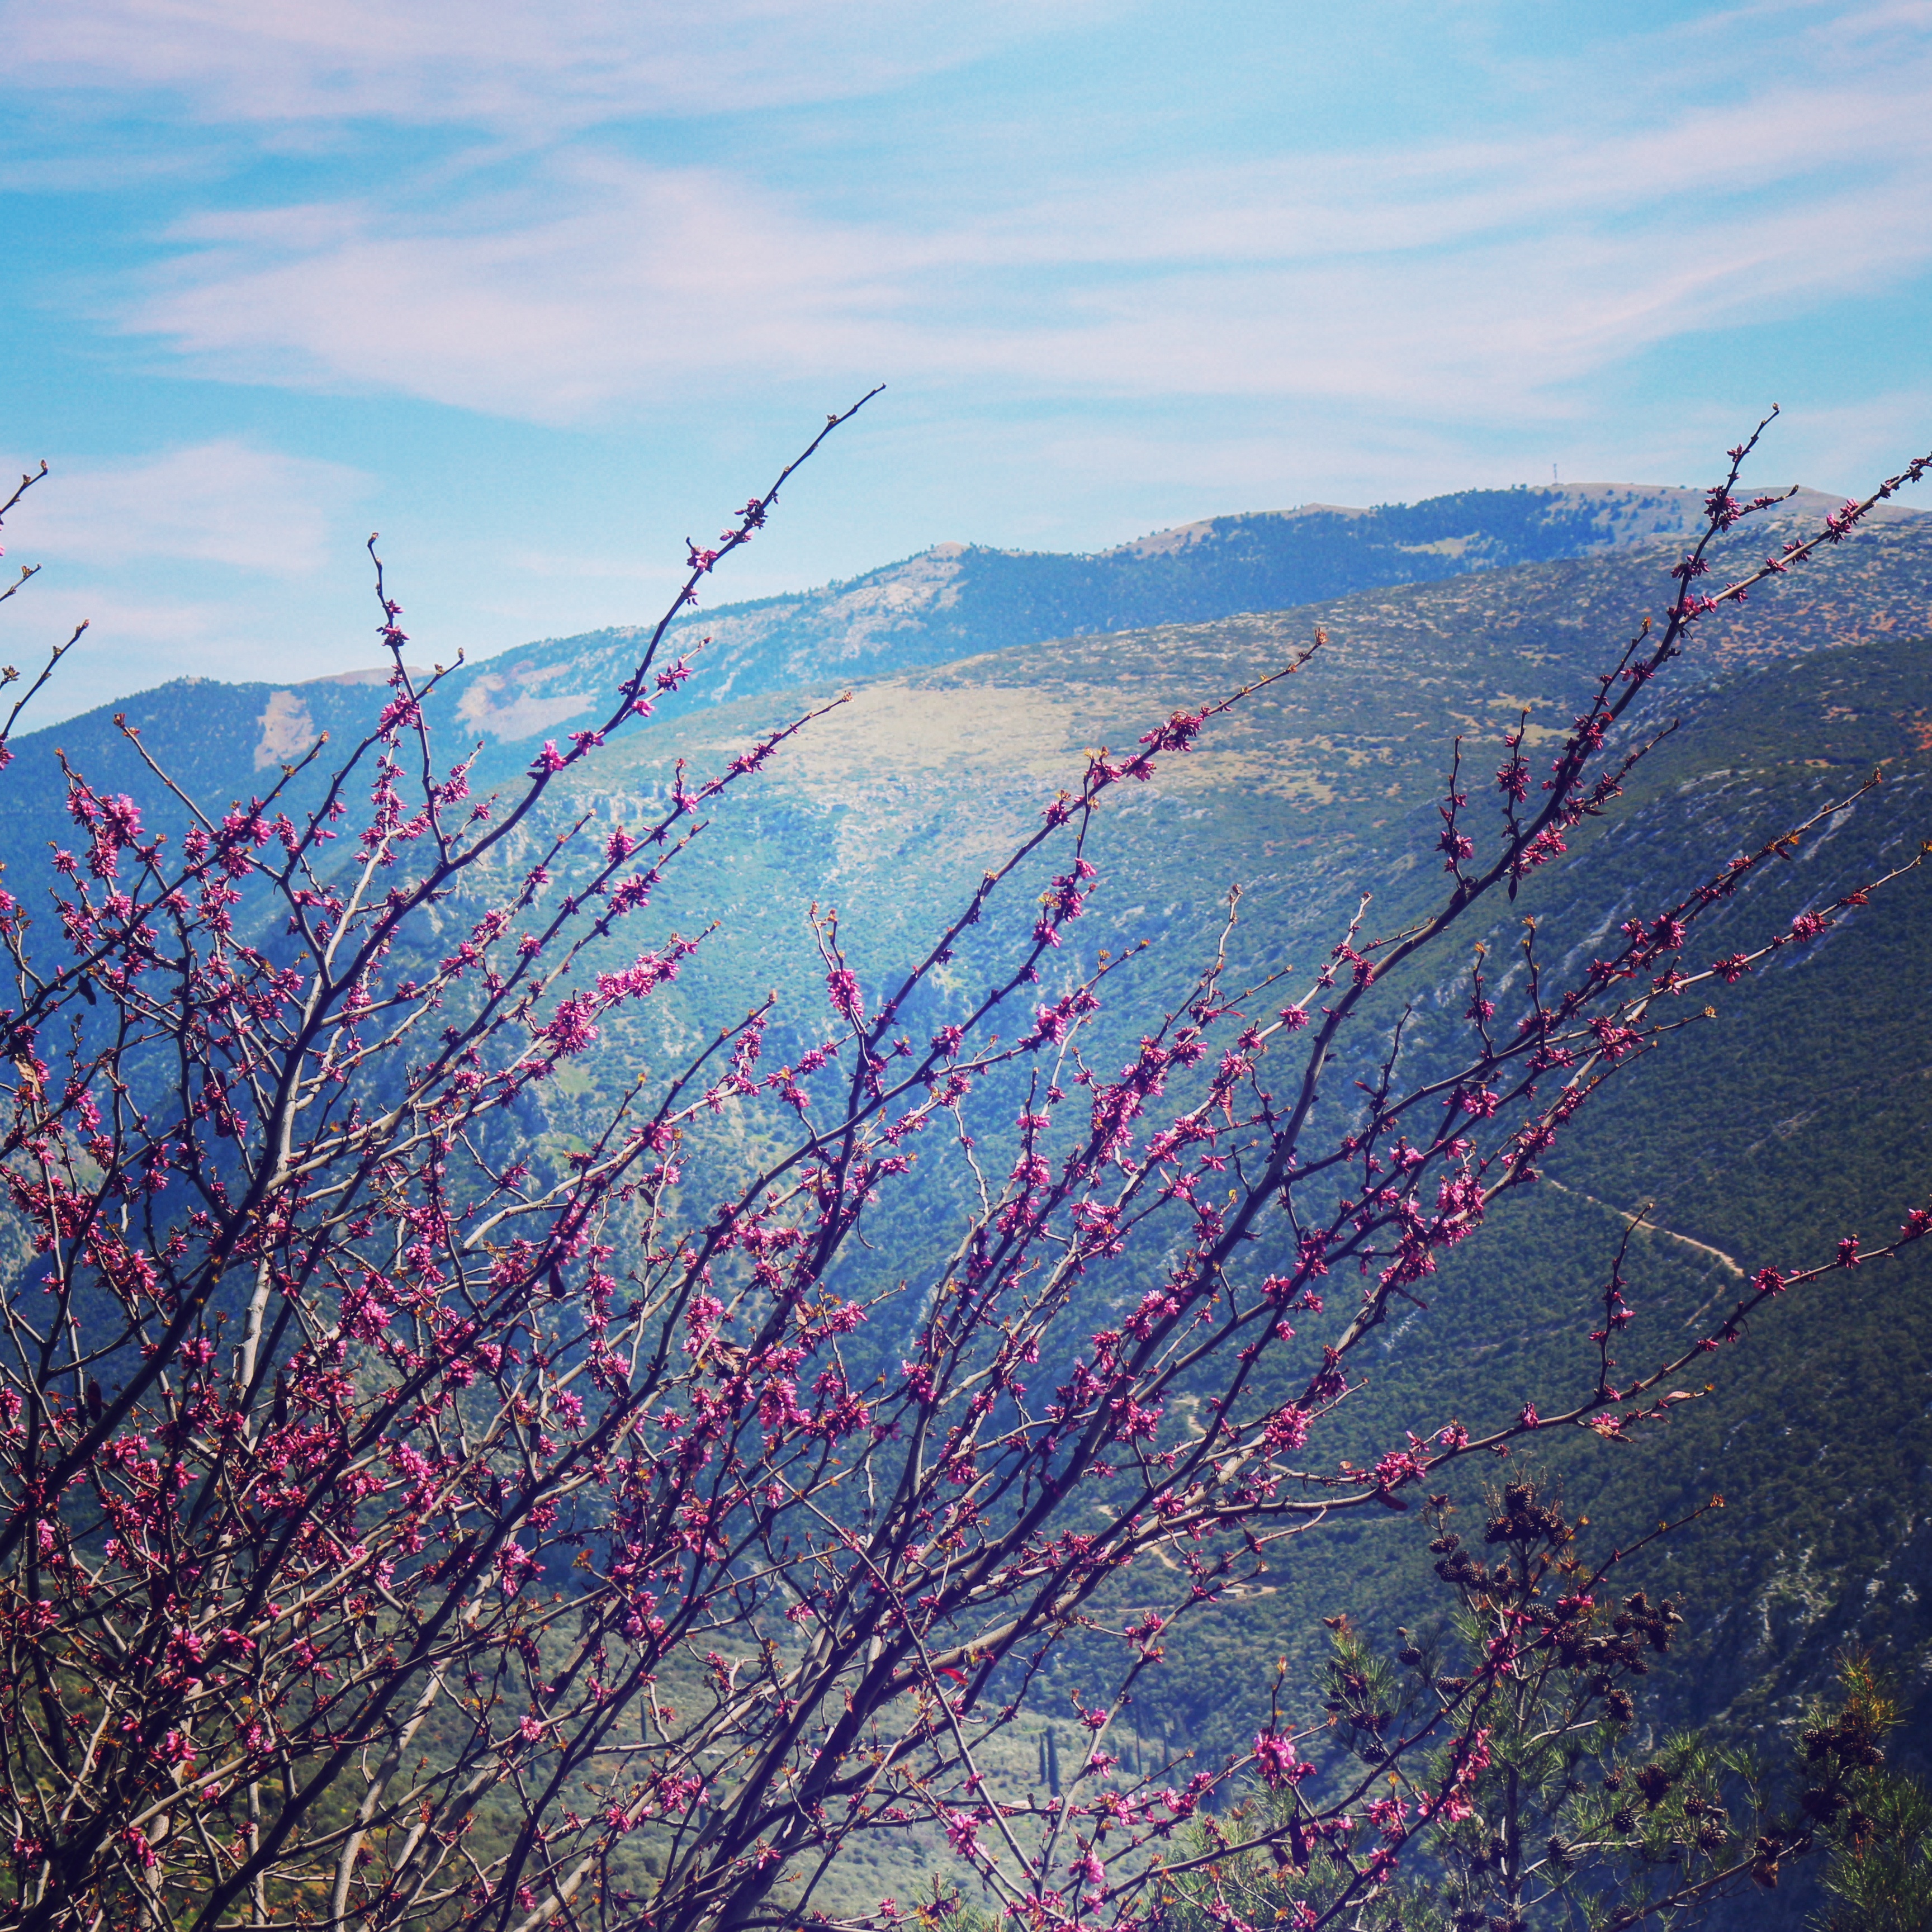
2,0,1929,718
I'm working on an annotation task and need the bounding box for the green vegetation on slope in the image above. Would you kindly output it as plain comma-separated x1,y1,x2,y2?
6,497,1930,1925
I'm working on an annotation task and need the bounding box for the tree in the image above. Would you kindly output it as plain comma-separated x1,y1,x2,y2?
1154,1484,1906,1931
1807,1656,1932,1932
0,405,1926,1932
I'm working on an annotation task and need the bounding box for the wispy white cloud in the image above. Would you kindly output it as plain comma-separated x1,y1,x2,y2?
0,0,1115,130
115,53,1932,430
6,441,371,575
18,0,1930,445
0,588,301,719
970,75,1932,268
131,163,893,414
6,0,1930,721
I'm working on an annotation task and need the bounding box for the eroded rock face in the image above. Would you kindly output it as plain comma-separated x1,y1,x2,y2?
455,657,600,742
253,688,316,769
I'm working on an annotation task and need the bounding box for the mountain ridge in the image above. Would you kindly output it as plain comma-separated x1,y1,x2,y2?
2,486,1928,1926
10,479,1915,850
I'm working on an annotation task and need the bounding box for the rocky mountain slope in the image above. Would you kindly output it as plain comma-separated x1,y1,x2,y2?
522,508,1932,1926
3,480,1838,835
4,478,1928,1924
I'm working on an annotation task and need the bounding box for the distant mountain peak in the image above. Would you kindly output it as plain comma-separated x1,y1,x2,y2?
304,664,425,687
18,479,1925,797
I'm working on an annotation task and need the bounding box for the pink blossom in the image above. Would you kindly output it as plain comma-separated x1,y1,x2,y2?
539,993,600,1057
1252,1731,1311,1788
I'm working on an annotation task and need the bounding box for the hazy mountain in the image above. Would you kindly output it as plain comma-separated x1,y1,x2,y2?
3,480,1916,878
5,479,1927,1925
390,481,1829,742
534,518,1932,1929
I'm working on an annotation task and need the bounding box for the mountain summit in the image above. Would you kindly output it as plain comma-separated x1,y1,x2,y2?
5,481,1916,866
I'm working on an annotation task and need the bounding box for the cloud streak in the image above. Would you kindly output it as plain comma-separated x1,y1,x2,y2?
119,58,1932,430
1,0,1115,130
7,441,370,576
6,0,1930,718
